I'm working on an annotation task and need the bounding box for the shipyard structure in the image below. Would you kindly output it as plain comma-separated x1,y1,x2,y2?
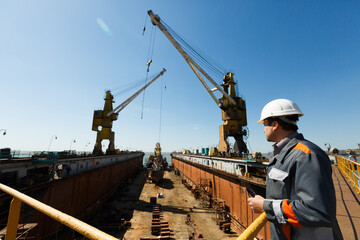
0,151,144,238
1,9,359,240
170,152,270,239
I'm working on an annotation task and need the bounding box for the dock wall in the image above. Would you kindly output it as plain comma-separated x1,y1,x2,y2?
172,155,270,240
29,153,143,239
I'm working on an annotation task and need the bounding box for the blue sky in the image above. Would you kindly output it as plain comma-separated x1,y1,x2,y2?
0,1,359,153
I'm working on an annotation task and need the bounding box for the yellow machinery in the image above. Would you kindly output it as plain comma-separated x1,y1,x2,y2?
218,72,248,153
154,142,162,157
148,10,248,154
92,91,118,155
92,69,166,155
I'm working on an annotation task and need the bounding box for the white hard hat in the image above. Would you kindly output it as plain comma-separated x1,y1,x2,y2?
258,99,304,124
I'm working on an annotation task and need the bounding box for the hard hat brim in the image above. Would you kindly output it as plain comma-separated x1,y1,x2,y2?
257,112,304,124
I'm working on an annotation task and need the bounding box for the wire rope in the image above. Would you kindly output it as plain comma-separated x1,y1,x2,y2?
166,25,223,77
162,20,226,80
158,74,165,143
111,78,145,93
111,79,148,97
150,28,157,62
164,21,247,98
159,19,248,99
142,14,148,35
141,25,157,119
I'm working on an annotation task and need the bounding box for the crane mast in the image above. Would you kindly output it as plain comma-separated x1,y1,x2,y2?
92,68,166,155
148,10,248,154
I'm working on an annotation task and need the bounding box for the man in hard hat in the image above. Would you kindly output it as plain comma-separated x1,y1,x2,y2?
248,99,343,240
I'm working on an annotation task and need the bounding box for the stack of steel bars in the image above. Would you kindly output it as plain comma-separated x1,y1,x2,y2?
140,198,171,240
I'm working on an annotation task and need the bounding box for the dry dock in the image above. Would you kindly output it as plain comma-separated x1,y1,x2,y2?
119,161,360,240
123,170,238,240
2,154,358,239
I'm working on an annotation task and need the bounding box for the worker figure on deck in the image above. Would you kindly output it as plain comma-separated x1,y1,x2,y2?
248,99,343,240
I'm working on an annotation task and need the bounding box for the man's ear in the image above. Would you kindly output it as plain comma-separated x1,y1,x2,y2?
272,121,280,131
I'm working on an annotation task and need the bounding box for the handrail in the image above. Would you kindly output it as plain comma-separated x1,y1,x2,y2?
236,212,267,240
336,155,360,194
0,183,118,240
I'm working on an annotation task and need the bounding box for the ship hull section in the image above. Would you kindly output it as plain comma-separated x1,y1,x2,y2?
172,154,270,240
11,153,143,239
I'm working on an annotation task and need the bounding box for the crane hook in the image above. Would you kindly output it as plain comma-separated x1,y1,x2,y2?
146,60,152,72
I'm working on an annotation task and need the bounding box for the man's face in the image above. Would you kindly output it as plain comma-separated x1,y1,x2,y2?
263,119,276,142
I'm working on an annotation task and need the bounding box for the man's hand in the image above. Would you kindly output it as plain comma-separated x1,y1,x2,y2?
248,195,265,213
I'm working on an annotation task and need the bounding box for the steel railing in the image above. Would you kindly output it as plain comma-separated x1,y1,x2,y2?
336,155,360,194
0,183,118,240
236,212,267,240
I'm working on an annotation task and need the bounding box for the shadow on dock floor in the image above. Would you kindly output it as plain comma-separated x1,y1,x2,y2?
333,165,360,240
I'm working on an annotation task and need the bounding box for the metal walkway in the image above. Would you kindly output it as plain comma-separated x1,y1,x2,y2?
333,165,360,240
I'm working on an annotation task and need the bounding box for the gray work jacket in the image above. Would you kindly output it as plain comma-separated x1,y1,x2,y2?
263,133,343,240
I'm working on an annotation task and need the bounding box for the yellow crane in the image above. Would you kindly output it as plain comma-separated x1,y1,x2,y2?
92,68,166,155
148,10,248,155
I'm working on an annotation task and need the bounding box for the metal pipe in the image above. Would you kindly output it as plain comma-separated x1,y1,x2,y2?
5,198,21,240
236,212,267,240
0,183,119,240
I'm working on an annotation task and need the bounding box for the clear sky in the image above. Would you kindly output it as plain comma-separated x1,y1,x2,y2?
1,1,359,154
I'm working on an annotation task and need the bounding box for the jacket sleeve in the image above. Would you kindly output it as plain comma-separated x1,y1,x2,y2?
264,145,336,228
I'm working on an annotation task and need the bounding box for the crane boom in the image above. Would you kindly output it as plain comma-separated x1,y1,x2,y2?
107,68,166,117
148,10,236,106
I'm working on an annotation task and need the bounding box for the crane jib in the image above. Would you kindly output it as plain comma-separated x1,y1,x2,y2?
106,68,166,117
147,10,236,106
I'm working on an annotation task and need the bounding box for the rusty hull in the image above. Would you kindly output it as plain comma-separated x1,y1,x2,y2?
25,154,143,239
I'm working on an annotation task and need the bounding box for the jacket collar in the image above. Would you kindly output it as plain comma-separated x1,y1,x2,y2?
269,133,304,164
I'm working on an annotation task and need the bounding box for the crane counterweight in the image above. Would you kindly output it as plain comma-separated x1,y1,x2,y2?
92,91,119,155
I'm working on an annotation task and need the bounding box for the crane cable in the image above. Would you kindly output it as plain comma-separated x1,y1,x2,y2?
160,19,246,98
141,24,157,119
158,74,166,142
142,14,148,35
111,78,148,97
109,72,162,103
161,20,226,79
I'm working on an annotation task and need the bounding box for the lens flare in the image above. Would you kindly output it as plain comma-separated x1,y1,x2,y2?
97,18,112,37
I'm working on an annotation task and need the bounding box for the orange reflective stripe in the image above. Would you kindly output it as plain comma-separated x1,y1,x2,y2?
282,200,303,227
293,142,311,154
282,224,291,240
